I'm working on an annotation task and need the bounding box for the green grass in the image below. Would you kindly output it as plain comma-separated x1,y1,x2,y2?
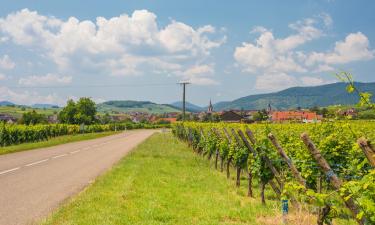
0,131,118,155
0,105,58,118
41,133,356,225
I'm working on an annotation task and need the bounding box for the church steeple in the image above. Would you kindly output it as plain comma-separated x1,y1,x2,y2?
208,99,213,113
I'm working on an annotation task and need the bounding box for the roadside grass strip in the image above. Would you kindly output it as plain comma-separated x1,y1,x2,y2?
41,133,353,225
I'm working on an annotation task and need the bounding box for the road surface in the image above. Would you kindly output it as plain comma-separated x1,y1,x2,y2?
0,129,156,225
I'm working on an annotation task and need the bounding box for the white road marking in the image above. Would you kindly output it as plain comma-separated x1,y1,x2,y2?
0,167,20,175
70,150,80,154
25,159,49,167
52,154,67,159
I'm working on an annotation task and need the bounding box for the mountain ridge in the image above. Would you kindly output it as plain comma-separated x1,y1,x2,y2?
213,82,375,111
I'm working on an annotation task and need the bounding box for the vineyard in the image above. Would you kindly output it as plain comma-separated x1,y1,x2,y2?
0,122,169,147
173,121,375,225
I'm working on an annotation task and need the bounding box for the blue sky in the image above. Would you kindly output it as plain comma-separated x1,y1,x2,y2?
0,0,374,106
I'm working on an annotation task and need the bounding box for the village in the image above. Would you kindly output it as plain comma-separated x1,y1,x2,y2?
0,99,359,125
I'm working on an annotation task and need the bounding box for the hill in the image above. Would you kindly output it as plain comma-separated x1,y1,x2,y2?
213,82,375,110
0,101,15,106
32,104,59,109
170,101,204,112
97,100,181,114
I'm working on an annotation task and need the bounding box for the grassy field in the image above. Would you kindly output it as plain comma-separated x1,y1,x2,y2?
0,105,58,118
0,131,118,155
41,133,355,225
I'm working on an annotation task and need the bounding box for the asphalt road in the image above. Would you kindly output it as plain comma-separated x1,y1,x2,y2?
0,129,156,225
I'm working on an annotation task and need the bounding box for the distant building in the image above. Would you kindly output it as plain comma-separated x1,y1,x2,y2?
271,111,321,123
207,99,213,114
337,108,357,117
220,110,243,123
0,114,17,124
47,114,58,123
159,118,177,123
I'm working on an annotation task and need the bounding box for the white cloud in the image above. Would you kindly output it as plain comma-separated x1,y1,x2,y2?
318,12,333,27
179,64,218,85
0,54,15,70
300,76,331,86
0,86,65,105
235,14,374,91
234,16,324,74
306,32,374,65
0,9,224,83
18,73,72,86
255,73,298,91
0,73,6,80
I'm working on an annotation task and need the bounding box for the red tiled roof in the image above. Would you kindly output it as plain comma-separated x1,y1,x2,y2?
160,118,177,123
271,111,319,121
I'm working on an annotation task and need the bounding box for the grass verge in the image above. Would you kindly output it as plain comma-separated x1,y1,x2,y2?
41,133,355,225
0,131,119,155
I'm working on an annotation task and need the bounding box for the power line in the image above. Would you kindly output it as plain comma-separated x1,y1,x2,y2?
5,83,178,89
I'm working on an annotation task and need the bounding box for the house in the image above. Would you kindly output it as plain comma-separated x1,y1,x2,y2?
337,108,357,117
0,114,17,124
271,111,321,123
219,110,243,122
159,118,177,123
47,114,58,123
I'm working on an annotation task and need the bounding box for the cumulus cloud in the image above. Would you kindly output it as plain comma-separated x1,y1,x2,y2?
300,76,332,86
255,73,298,91
0,54,15,70
306,32,374,65
0,86,65,105
18,73,72,86
0,9,224,83
179,64,218,85
235,14,374,91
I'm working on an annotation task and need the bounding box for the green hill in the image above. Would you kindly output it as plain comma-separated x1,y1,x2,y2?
97,100,181,114
170,101,204,112
214,82,375,110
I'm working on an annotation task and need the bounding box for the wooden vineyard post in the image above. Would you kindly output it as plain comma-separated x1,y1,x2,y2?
357,137,375,167
187,128,193,147
212,128,220,170
301,133,365,225
237,129,255,197
231,128,243,187
239,129,284,199
268,133,306,187
223,127,232,179
245,128,256,145
199,128,205,155
269,179,281,197
213,128,225,172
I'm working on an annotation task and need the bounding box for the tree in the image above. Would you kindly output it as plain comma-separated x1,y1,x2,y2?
253,109,269,121
20,110,47,125
75,97,97,125
58,98,97,124
58,99,77,124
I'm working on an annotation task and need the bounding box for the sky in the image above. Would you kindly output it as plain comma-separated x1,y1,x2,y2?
0,0,374,106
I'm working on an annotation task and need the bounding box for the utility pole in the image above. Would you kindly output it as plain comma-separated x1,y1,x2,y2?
178,82,190,121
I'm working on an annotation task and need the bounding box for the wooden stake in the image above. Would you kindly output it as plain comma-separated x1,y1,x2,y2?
301,132,365,225
239,129,283,197
245,128,256,145
269,179,281,197
357,137,375,167
268,133,306,187
223,128,232,178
